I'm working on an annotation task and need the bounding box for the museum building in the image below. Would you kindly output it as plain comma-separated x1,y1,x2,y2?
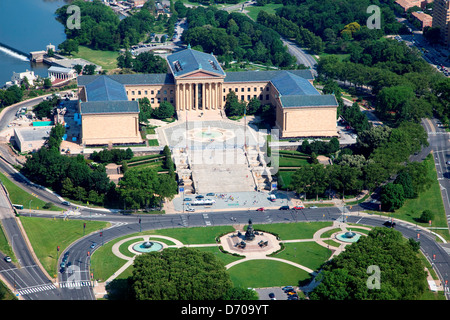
77,47,338,146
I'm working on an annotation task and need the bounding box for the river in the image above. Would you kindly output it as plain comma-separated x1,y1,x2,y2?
0,0,70,87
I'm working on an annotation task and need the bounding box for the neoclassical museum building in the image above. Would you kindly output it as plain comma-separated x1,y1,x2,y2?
77,47,338,146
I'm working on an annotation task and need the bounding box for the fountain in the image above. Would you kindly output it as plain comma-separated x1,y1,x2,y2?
335,229,361,243
132,240,164,253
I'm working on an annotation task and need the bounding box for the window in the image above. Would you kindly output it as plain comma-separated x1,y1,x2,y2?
164,90,167,95
266,94,269,100
157,90,161,94
254,87,257,92
170,90,173,95
170,98,174,104
164,97,167,101
132,98,135,101
138,91,141,95
247,95,250,100
235,88,238,92
157,98,161,103
241,88,244,92
241,95,244,100
145,90,148,95
132,91,135,95
247,88,251,92
260,87,263,91
151,98,155,103
266,87,269,91
151,90,154,95
259,95,263,100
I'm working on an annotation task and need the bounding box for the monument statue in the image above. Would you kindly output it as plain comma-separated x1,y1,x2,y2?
244,219,255,241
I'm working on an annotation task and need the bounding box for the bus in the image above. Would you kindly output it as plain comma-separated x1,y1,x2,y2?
188,199,216,206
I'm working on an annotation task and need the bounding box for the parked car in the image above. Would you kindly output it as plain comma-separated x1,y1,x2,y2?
279,206,290,210
196,195,205,199
206,193,215,196
256,207,265,211
293,206,305,210
186,207,195,212
183,198,192,201
282,286,294,291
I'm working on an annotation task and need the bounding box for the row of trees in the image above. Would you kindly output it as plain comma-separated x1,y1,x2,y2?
179,5,296,68
117,51,167,74
289,122,429,199
56,0,178,52
129,247,257,300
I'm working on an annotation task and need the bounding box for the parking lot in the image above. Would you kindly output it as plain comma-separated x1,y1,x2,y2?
255,286,300,300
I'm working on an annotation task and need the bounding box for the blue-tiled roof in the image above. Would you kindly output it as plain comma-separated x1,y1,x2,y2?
167,49,225,77
80,100,139,114
84,76,128,102
78,73,174,87
224,70,314,82
280,95,338,108
270,71,320,96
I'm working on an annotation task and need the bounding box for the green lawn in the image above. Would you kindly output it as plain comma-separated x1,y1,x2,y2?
393,154,449,240
274,242,332,271
228,259,311,288
67,46,119,71
279,156,310,167
0,225,15,262
20,216,110,277
252,222,332,240
245,3,283,21
0,171,62,211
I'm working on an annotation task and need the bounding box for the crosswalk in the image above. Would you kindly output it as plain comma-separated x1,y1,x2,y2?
16,281,93,296
17,283,57,296
59,281,93,289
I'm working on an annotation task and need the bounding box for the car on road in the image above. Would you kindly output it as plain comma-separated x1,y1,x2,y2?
293,205,305,210
186,207,195,212
61,201,70,206
90,243,97,249
383,220,396,228
256,207,265,211
309,206,318,209
279,206,290,210
446,161,450,165
4,256,11,263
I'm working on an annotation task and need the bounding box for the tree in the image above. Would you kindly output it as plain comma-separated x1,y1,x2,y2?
82,64,97,75
131,247,233,300
138,97,153,123
224,91,245,117
394,171,415,199
132,52,167,74
58,39,79,55
43,78,52,89
419,209,434,223
310,227,427,300
380,183,405,211
155,101,175,119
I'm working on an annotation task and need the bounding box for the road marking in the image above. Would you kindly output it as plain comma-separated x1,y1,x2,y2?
17,283,57,296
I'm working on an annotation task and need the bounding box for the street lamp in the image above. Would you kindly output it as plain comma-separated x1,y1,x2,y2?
29,200,33,217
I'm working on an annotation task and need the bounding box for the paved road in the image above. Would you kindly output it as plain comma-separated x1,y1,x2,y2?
281,38,317,74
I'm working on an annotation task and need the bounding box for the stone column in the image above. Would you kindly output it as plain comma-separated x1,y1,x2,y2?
194,83,198,110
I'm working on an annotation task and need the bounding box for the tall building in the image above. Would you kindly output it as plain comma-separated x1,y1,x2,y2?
77,47,338,146
432,0,450,45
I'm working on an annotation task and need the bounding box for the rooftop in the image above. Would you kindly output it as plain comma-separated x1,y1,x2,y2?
80,100,140,115
14,126,52,142
280,95,338,108
167,48,225,78
84,76,129,102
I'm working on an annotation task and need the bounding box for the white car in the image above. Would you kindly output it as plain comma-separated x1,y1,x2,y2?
186,207,195,212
